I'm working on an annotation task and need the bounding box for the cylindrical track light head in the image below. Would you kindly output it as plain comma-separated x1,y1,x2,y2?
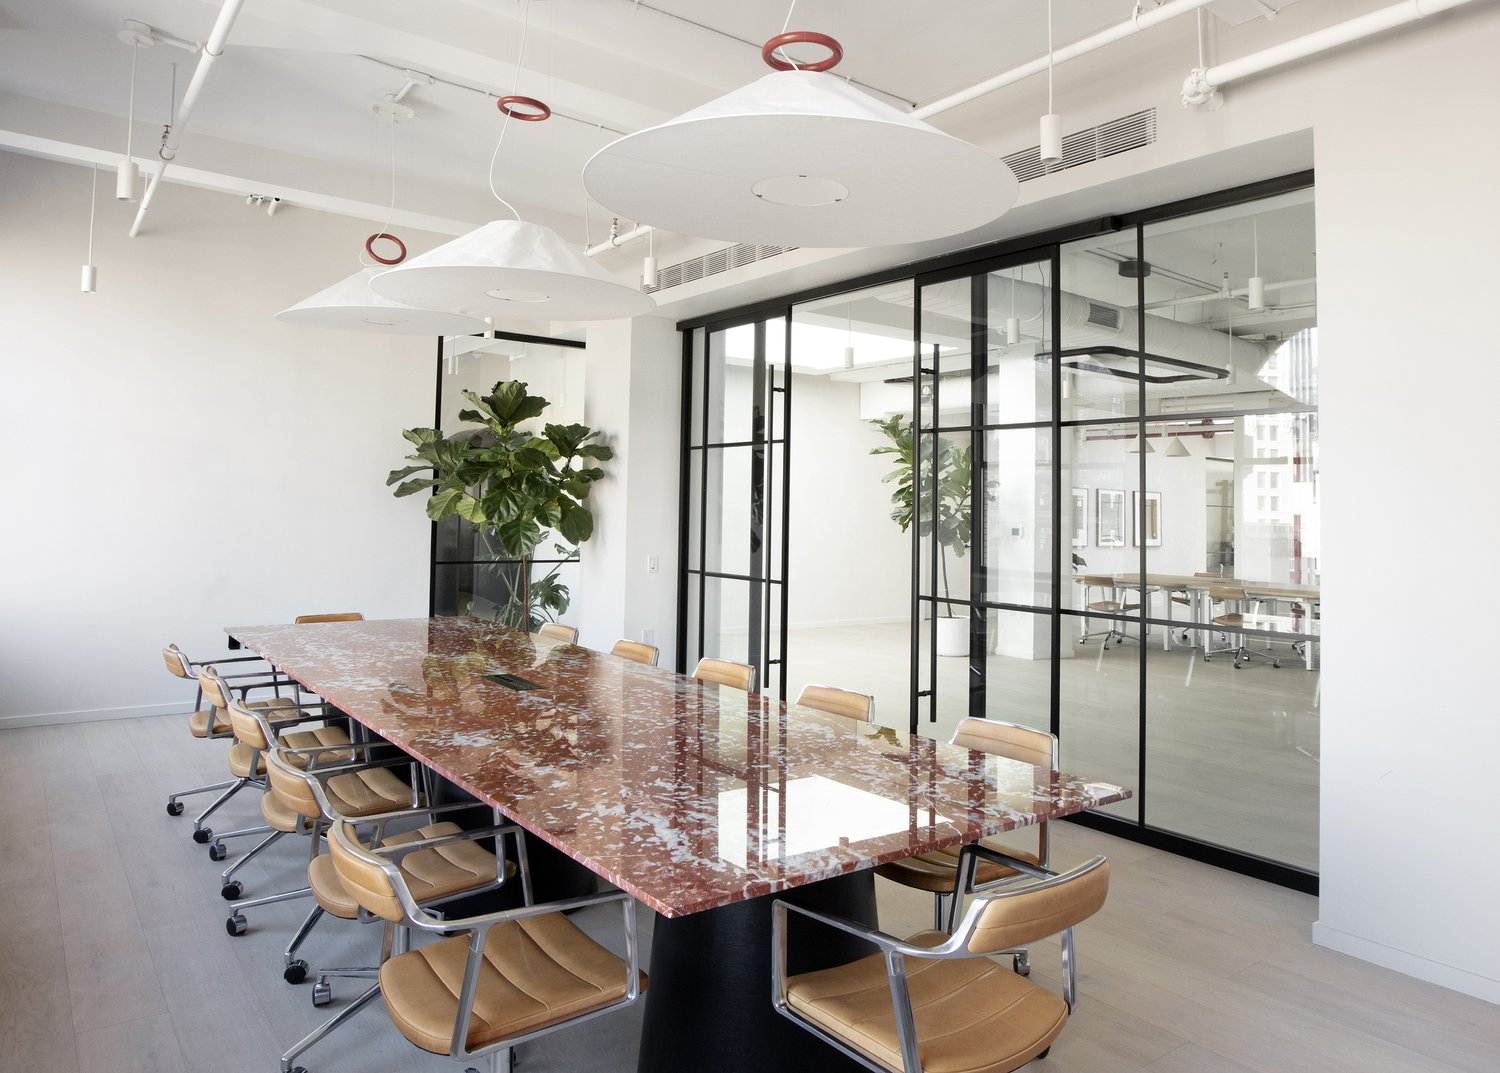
81,264,97,293
115,159,139,201
1039,113,1063,166
1005,316,1021,346
1247,275,1266,311
643,255,659,290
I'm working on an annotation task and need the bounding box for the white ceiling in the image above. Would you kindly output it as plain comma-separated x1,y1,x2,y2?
0,0,1262,234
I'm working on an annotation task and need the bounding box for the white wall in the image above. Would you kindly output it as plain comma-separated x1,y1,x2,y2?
787,372,910,629
575,316,681,666
0,151,435,725
1307,13,1500,1004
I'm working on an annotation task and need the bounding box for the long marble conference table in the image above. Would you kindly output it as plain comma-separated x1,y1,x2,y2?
227,616,1131,1072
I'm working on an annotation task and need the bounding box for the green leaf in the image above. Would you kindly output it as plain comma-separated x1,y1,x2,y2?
393,477,441,497
402,427,441,448
386,464,428,486
558,503,594,544
453,494,486,524
577,443,614,462
512,446,552,471
425,488,463,521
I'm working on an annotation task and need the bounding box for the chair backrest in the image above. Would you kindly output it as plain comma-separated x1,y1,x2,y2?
1078,574,1116,588
162,644,193,680
197,667,231,713
611,639,660,666
1207,584,1246,603
1193,571,1221,578
328,820,408,923
692,657,756,693
295,612,364,624
949,717,1056,771
794,684,874,724
265,746,325,819
227,696,273,751
966,856,1110,955
538,622,580,645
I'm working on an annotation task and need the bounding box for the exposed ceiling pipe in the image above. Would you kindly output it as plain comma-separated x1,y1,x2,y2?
129,0,247,237
585,0,1220,257
1182,0,1487,107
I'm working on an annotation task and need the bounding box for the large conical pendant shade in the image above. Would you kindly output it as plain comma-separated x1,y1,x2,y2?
369,220,656,322
276,268,489,335
583,70,1019,248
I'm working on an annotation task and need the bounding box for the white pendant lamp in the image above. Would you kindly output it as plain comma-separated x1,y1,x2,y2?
276,267,489,335
1126,435,1155,454
1039,1,1063,167
371,220,656,321
116,24,149,201
1247,217,1266,311
1163,436,1191,457
583,31,1018,247
81,164,99,293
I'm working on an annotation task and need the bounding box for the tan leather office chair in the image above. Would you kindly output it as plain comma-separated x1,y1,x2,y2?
1168,571,1222,645
610,639,660,666
877,718,1056,937
161,643,283,817
188,666,306,851
1075,575,1139,649
293,612,365,624
794,684,875,724
774,855,1109,1073
222,697,421,936
267,750,523,1073
692,657,757,693
1203,586,1279,669
537,622,580,645
326,818,645,1073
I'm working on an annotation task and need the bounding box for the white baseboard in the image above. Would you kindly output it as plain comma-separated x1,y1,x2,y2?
0,702,188,729
1311,921,1500,1005
785,616,909,631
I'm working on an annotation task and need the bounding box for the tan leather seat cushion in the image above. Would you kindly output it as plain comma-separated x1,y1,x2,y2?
308,821,509,919
261,788,311,833
379,911,644,1055
227,742,264,778
188,707,232,738
279,725,353,766
325,764,415,817
785,931,1066,1073
876,843,1040,894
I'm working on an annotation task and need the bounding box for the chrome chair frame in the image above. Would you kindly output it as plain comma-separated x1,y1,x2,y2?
162,645,286,816
772,853,1107,1073
278,804,527,1073
326,820,642,1073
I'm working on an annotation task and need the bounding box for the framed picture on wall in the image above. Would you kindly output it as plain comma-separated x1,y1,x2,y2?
1071,488,1088,547
1097,489,1125,547
1133,491,1163,547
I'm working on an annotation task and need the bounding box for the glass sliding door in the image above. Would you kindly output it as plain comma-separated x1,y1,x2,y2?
680,317,791,698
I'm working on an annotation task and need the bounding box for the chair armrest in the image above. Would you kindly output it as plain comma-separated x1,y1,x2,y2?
191,655,268,668
365,800,494,842
772,899,964,960
412,887,629,935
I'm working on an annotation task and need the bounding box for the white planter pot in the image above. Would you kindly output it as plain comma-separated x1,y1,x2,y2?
936,616,968,657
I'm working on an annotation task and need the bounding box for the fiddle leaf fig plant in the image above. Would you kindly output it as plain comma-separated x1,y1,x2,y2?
389,380,612,629
871,414,972,617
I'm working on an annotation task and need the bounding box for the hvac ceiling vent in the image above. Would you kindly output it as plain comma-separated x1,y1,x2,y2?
1086,301,1121,329
645,242,798,293
1004,108,1156,182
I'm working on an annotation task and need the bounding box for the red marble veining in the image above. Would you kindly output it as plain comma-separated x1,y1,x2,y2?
227,617,1131,918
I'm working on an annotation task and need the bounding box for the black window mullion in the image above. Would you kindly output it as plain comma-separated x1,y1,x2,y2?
968,272,987,721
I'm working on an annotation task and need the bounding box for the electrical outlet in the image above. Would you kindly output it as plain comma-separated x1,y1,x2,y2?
646,554,660,574
642,628,655,644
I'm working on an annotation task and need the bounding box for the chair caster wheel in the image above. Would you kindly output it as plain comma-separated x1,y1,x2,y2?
193,828,212,844
1234,661,1243,669
311,981,332,1007
1036,1047,1050,1060
1013,951,1031,976
284,960,308,984
208,842,228,862
226,913,248,937
221,881,243,901
166,800,184,816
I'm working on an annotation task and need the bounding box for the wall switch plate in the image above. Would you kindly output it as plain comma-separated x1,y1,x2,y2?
646,554,660,574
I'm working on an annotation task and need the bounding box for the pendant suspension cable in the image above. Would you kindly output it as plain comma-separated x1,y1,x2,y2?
126,41,138,162
87,163,98,262
1047,0,1055,113
777,0,802,69
486,0,532,220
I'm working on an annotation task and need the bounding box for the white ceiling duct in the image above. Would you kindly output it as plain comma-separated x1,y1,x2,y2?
275,268,489,335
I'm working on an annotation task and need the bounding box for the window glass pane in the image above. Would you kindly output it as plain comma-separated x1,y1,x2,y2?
1058,234,1143,422
707,326,753,444
701,446,755,578
701,576,751,664
984,261,1052,425
689,327,706,447
983,427,1053,607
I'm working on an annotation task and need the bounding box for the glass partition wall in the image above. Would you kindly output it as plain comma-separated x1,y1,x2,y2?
679,178,1319,887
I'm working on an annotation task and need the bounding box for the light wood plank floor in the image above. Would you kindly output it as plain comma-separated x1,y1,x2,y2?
2,714,1493,1073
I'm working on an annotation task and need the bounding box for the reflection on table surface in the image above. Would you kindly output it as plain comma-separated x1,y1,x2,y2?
227,616,1130,918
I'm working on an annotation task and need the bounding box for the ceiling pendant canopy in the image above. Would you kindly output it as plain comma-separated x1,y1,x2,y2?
276,267,489,335
583,32,1019,248
369,220,656,322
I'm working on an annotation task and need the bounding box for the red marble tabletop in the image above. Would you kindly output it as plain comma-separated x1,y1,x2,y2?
227,617,1131,918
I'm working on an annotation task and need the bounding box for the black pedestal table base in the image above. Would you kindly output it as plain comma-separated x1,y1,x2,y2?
637,870,877,1073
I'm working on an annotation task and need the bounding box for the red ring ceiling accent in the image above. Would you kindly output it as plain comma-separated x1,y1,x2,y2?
496,95,552,121
365,233,407,265
761,31,843,72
